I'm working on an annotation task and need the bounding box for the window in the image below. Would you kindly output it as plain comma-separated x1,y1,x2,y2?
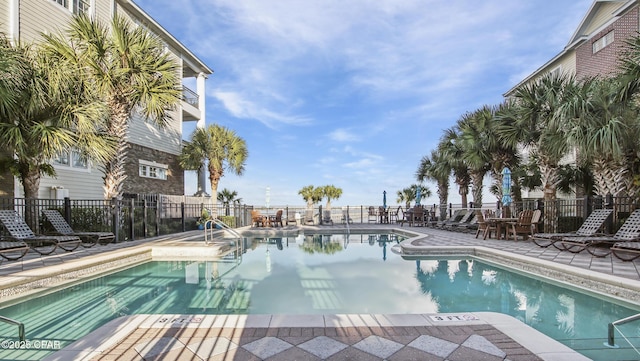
593,31,614,53
53,150,89,170
139,160,168,180
51,0,90,15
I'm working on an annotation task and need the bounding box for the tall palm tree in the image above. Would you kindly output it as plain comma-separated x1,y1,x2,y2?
299,185,323,213
0,36,111,200
180,125,248,216
43,15,181,199
456,106,495,208
503,72,574,231
439,127,470,207
561,77,640,197
217,188,239,216
416,149,450,220
321,185,342,211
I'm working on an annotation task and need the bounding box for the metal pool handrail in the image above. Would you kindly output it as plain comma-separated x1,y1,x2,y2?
205,218,242,245
0,315,25,341
605,312,640,351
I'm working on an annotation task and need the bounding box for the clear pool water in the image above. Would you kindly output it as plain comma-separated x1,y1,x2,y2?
0,232,639,361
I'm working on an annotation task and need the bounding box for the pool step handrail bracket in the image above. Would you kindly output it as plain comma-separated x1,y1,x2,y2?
0,315,25,341
605,312,640,353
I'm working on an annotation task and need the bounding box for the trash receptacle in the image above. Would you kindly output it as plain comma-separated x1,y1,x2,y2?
294,212,301,226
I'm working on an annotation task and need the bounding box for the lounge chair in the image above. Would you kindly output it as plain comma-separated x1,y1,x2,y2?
449,211,477,232
558,209,640,257
42,210,115,247
0,210,81,255
610,241,640,261
0,240,30,260
435,209,466,229
531,209,612,248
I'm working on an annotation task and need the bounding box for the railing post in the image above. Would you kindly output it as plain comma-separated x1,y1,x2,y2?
63,197,72,223
319,205,323,225
112,198,119,243
181,202,186,232
605,193,614,234
156,197,161,236
142,199,148,238
129,198,135,241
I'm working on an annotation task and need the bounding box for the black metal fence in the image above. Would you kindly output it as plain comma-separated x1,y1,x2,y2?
0,194,637,243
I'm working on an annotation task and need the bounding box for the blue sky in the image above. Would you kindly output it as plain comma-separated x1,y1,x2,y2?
135,0,592,207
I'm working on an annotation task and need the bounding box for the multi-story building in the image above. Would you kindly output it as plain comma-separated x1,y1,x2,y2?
0,0,212,199
506,0,637,95
504,0,638,198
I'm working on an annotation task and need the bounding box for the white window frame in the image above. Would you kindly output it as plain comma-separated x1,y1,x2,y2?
51,0,91,16
593,31,614,54
139,160,168,180
52,149,91,173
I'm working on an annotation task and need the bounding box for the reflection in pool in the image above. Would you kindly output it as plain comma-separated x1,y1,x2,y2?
0,231,638,360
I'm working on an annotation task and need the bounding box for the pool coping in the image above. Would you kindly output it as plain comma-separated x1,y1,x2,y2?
42,312,588,361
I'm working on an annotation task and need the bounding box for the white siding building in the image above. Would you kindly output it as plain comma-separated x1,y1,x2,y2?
0,0,212,199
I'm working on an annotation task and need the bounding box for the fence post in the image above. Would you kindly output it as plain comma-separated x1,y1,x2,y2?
112,198,119,243
181,202,186,232
605,193,614,234
129,198,135,241
156,197,161,236
63,197,72,223
142,199,148,238
319,205,323,225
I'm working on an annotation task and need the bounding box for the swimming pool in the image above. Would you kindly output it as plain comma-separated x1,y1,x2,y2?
0,231,638,360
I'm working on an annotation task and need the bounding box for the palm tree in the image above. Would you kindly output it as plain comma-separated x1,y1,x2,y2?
438,128,470,207
504,72,575,232
561,77,640,197
217,188,239,216
321,185,342,211
299,185,323,213
180,125,248,216
43,15,181,199
456,106,495,208
0,36,111,200
396,188,414,209
416,149,450,220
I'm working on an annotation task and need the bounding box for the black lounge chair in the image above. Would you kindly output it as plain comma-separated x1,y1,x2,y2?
0,210,81,255
0,240,30,260
42,210,115,246
436,209,467,229
531,209,612,248
610,241,640,261
558,209,640,257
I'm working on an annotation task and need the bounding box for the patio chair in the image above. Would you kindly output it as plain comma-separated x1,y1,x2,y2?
389,206,402,223
559,209,640,257
531,209,612,248
269,209,284,227
0,240,30,260
251,210,266,227
367,206,377,223
505,210,534,241
400,207,426,227
0,210,81,255
475,209,496,239
42,210,115,247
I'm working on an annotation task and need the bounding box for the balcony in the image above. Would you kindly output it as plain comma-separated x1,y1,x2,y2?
182,86,201,121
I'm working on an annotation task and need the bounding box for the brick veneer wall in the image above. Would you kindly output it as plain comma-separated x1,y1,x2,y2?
123,144,184,195
576,7,639,79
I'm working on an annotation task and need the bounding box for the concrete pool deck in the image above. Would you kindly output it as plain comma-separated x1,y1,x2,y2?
1,224,639,360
